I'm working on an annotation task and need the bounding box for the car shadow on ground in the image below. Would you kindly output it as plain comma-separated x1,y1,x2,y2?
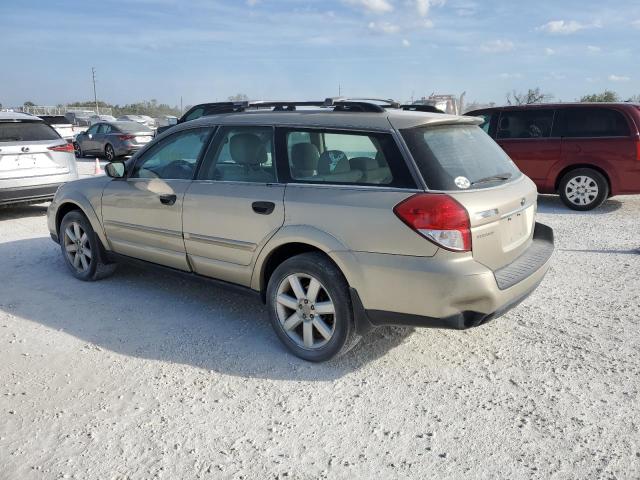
0,237,413,381
0,203,49,221
536,194,623,214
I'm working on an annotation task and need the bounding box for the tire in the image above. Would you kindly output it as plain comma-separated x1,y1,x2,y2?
104,144,116,162
558,168,609,211
59,210,116,281
266,252,360,362
74,142,83,158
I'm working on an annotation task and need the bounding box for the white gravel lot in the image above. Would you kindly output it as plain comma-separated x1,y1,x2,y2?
1,164,639,479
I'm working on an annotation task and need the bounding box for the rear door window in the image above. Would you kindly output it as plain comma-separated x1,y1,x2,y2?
497,109,556,139
560,107,630,137
281,129,414,187
402,125,522,190
0,121,60,142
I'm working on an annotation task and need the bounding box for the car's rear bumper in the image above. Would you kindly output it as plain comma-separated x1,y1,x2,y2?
0,183,62,206
334,222,554,334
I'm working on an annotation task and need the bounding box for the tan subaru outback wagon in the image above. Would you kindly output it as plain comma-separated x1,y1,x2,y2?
47,99,554,361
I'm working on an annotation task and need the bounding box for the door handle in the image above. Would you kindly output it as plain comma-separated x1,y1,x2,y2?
159,194,177,205
252,201,275,215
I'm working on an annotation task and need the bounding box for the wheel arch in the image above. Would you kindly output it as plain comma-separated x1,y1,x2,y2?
554,164,612,195
55,197,109,250
251,226,357,302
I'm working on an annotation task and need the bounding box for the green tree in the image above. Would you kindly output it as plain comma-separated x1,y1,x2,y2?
506,88,553,105
580,90,619,102
228,93,249,102
23,101,36,107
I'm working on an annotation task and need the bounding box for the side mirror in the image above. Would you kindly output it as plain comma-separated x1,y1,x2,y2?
105,162,126,178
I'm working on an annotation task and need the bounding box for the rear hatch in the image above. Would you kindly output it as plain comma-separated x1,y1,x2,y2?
0,120,71,180
401,123,538,270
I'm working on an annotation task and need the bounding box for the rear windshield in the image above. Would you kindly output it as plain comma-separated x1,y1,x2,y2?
115,122,152,133
402,124,522,190
0,121,61,142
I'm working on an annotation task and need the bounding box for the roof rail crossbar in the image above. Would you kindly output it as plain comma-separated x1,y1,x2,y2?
249,101,326,111
324,97,400,112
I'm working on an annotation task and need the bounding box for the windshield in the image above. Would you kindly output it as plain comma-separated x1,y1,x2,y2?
0,121,61,142
401,124,522,190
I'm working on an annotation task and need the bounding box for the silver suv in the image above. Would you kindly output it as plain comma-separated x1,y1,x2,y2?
47,99,554,361
1,112,78,206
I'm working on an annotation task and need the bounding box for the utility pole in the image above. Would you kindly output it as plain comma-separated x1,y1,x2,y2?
180,96,183,114
91,67,99,114
338,83,342,96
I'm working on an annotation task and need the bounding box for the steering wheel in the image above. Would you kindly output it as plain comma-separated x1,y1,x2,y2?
162,160,193,179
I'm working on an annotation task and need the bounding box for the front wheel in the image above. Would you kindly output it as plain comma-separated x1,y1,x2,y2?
266,252,360,362
558,168,609,211
59,211,116,281
74,142,83,158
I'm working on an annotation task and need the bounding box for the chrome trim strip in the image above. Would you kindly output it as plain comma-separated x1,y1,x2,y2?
104,220,182,238
500,203,532,219
184,232,256,251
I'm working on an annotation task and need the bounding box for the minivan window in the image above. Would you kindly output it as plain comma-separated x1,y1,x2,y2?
562,107,630,137
402,125,522,190
497,109,555,139
286,130,398,185
0,121,60,142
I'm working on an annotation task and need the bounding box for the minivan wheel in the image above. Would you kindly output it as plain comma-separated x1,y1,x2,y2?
558,168,608,211
266,252,360,362
104,144,116,161
60,211,117,281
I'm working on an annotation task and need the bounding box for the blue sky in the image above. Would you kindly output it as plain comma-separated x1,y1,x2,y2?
1,0,639,108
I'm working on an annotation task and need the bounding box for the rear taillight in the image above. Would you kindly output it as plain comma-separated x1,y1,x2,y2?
119,134,135,141
394,193,472,252
48,143,75,153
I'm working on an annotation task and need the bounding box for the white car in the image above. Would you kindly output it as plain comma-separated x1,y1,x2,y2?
88,114,117,125
117,114,155,129
40,115,75,141
0,112,78,206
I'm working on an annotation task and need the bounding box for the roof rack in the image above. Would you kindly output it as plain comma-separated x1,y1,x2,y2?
324,97,401,112
188,98,407,116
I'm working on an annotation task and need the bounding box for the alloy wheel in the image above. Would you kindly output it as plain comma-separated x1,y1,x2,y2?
275,273,336,350
105,145,115,161
565,175,599,207
63,222,92,272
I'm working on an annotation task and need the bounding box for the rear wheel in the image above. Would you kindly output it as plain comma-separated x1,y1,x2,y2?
60,211,116,281
266,252,360,362
104,144,116,161
558,168,608,211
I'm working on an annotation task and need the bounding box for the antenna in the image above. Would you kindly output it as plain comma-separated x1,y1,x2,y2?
91,67,98,114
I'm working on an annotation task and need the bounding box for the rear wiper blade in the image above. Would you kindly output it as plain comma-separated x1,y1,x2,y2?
471,172,513,186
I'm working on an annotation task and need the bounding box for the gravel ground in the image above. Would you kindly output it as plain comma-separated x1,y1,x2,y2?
1,168,639,479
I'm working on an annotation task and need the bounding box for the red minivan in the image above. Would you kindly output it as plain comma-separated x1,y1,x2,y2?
466,103,640,210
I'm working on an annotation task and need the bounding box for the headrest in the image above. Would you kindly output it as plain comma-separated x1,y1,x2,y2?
350,156,379,171
319,150,350,174
375,151,388,167
499,116,510,129
291,143,320,170
230,133,262,165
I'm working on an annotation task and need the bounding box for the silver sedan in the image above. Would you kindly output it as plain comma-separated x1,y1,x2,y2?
74,121,154,161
